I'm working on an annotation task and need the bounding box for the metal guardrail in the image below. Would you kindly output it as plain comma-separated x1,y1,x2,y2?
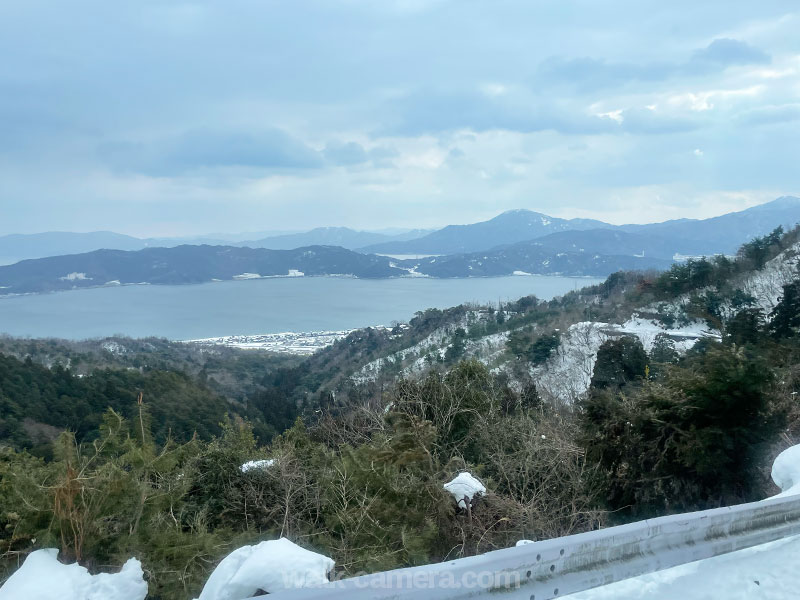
263,492,800,600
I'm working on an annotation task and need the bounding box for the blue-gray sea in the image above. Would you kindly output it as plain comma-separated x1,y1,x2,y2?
0,275,603,340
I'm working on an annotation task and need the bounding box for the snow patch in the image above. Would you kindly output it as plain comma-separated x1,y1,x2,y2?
196,538,334,600
444,472,486,508
617,315,719,354
0,549,147,600
186,330,355,355
771,444,800,498
59,272,90,281
240,459,275,473
101,341,127,354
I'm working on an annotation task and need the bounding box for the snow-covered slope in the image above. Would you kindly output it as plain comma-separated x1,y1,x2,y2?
532,317,718,402
348,241,800,404
351,310,510,384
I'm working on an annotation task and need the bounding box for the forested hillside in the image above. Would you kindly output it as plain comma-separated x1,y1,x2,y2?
0,337,304,452
2,227,800,599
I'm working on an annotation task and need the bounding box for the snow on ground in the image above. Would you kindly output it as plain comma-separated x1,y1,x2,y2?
770,445,800,498
352,312,509,385
0,549,147,600
388,261,431,277
102,341,128,354
565,534,800,600
565,443,800,600
444,472,486,508
196,538,334,600
185,330,355,355
534,315,719,403
616,315,719,353
352,318,467,384
59,272,90,281
739,241,800,315
534,322,609,402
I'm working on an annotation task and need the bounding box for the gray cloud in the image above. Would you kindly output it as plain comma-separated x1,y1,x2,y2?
690,38,771,67
535,38,771,91
536,57,674,91
736,104,800,126
100,129,323,175
323,141,369,166
0,1,797,234
618,108,701,135
379,89,621,136
380,89,704,137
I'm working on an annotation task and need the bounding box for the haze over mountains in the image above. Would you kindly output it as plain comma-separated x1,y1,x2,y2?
360,210,610,255
0,196,798,295
4,196,797,267
0,246,405,294
235,227,433,251
0,228,429,265
362,196,800,257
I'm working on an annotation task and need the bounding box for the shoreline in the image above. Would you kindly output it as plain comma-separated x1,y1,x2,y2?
0,271,603,300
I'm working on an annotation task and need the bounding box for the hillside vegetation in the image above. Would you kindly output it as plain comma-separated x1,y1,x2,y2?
1,227,800,598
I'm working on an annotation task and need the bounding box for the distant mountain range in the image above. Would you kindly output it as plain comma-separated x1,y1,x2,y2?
2,196,799,294
360,210,610,255
0,228,431,265
3,197,798,267
0,245,406,294
0,242,669,295
0,231,145,265
402,243,671,277
236,227,432,251
360,196,800,257
615,196,800,256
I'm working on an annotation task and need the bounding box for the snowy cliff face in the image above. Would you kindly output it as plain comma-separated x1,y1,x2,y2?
531,317,718,403
738,242,800,315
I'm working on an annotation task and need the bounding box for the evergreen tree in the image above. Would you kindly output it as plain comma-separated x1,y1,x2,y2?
581,344,783,517
590,337,648,390
726,308,765,345
769,280,800,338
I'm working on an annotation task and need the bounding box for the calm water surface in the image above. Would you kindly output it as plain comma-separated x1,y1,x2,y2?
0,276,603,340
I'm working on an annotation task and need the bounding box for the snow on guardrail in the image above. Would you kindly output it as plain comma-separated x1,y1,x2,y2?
257,445,800,600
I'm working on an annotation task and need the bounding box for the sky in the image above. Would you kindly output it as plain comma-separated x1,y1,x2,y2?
1,0,798,236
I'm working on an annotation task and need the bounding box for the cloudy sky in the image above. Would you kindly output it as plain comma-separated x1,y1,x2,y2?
1,1,798,236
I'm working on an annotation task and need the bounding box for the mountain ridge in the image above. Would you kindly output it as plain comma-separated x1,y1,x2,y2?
362,196,800,257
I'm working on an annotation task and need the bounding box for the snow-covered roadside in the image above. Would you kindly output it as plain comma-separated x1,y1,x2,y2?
565,443,800,600
564,533,800,600
0,550,147,600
